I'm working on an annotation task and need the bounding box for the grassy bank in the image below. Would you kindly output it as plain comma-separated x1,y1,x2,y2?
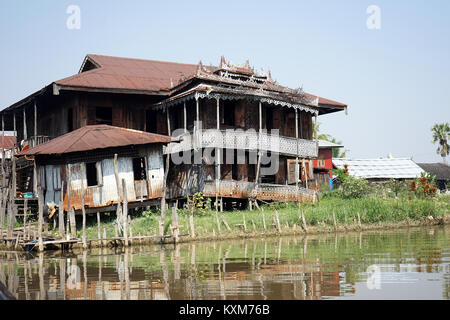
75,193,450,242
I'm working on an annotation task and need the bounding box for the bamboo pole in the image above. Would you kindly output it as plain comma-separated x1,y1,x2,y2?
97,212,101,241
221,215,231,232
301,210,308,233
160,108,171,237
67,164,76,237
122,179,129,246
357,211,362,228
333,210,337,231
113,154,122,228
189,215,195,238
172,205,179,243
242,214,247,232
80,164,87,249
261,207,266,231
37,186,44,252
215,210,221,233
58,181,64,237
275,210,281,233
23,199,28,240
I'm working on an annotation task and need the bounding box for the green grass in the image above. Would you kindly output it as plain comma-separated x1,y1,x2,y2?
10,193,449,241
76,193,450,240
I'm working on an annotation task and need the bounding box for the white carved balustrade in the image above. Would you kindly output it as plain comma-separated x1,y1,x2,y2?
164,129,318,158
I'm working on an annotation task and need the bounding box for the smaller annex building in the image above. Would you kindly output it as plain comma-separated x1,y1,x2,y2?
313,139,343,190
417,163,450,190
332,157,425,182
19,125,177,213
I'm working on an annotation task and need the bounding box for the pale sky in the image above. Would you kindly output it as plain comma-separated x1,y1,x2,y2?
0,0,449,162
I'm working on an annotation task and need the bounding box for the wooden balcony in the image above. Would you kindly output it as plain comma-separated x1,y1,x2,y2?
24,135,50,148
165,130,318,158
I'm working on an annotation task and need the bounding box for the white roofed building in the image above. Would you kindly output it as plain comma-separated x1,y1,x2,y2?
332,158,425,181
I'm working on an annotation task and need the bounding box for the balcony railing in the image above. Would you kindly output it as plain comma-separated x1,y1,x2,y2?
24,135,50,148
165,130,318,158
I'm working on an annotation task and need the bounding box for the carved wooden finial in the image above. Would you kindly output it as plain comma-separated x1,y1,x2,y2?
196,60,203,76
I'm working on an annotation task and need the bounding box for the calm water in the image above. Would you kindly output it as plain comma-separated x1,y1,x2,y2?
1,225,449,300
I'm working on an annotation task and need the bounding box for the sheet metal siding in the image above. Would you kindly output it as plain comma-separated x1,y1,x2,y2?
333,158,425,179
42,147,164,210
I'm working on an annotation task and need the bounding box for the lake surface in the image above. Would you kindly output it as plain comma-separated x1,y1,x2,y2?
1,225,449,300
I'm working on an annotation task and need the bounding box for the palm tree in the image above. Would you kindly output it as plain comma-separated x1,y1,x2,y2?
312,121,331,141
431,123,450,164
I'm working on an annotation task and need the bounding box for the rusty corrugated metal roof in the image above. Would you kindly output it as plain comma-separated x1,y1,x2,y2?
0,135,16,149
55,54,202,92
20,125,176,156
54,54,347,108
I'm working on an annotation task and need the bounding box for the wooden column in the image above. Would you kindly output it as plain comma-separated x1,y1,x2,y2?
253,102,263,202
23,107,27,141
12,113,16,197
37,185,44,252
1,115,4,191
215,98,220,208
295,108,299,203
34,101,37,140
183,101,187,133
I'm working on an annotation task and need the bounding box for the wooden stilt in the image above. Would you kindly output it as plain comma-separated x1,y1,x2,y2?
37,186,44,252
58,181,64,237
333,210,337,231
172,205,179,243
97,212,101,241
189,215,195,238
301,210,308,233
113,154,122,227
261,207,266,231
221,215,231,232
80,164,87,249
122,179,129,246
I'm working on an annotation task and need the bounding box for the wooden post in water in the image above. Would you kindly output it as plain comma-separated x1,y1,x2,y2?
122,179,129,246
221,215,231,232
37,186,44,252
275,210,281,233
261,207,266,231
357,211,362,228
23,199,28,240
113,154,122,227
80,164,87,249
103,228,107,247
58,181,64,238
333,210,337,231
189,215,195,238
215,211,221,233
160,107,171,237
301,210,308,233
172,205,179,243
97,212,101,241
67,164,76,237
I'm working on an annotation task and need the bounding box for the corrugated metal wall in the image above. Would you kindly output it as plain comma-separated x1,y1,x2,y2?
39,145,164,210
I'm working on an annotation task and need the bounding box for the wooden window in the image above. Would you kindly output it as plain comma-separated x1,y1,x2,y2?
133,157,147,181
221,100,235,127
67,108,73,132
95,107,112,125
86,162,99,187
